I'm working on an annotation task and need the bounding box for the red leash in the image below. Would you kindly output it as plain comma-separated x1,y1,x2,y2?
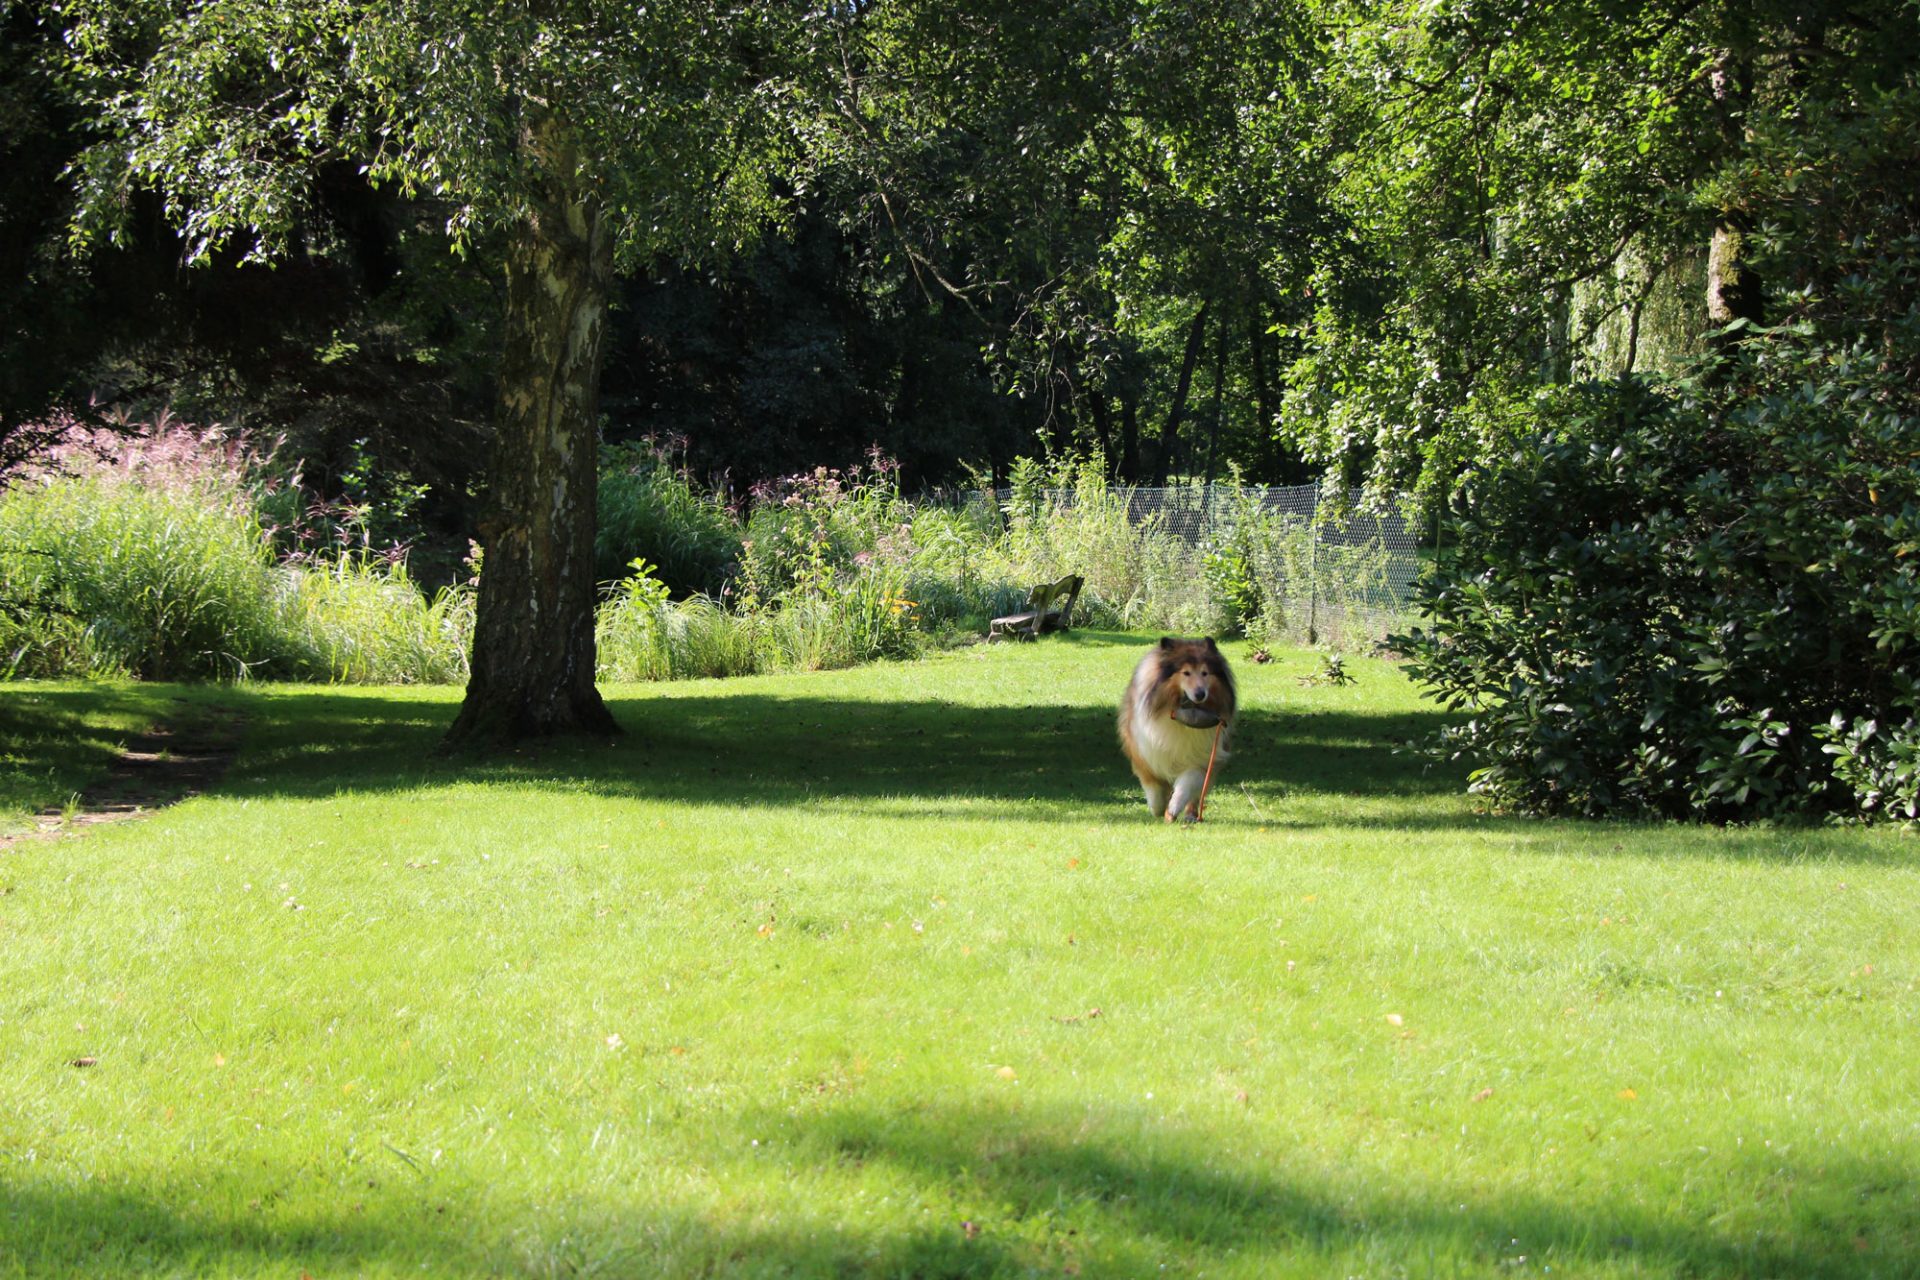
1195,722,1224,822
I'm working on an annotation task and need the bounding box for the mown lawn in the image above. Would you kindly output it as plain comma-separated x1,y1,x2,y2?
1,634,1915,1278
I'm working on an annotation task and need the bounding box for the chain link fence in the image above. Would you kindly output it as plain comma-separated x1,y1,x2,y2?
1128,483,1425,647
933,481,1427,649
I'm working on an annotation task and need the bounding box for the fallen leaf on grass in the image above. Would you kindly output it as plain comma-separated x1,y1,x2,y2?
605,1033,624,1051
756,922,775,939
69,1057,97,1068
1385,1013,1404,1027
1050,1008,1102,1025
995,1066,1017,1080
1617,1087,1638,1101
1472,1088,1494,1103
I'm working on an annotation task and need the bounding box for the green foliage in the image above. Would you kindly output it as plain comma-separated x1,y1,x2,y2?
1400,350,1920,820
1396,27,1920,822
0,469,283,679
0,421,472,683
273,555,474,686
995,455,1222,634
596,559,741,683
595,443,742,595
1298,652,1355,688
1282,0,1920,510
739,456,910,603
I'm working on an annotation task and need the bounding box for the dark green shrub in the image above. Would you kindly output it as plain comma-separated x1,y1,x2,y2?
595,442,742,596
1399,356,1919,820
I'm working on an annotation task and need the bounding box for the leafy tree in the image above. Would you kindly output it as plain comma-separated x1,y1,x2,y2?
59,0,813,743
1275,0,1920,506
1370,0,1920,819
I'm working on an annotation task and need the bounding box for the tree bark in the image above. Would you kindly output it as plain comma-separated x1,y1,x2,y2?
1088,384,1114,474
1202,305,1231,487
1118,392,1141,483
1152,301,1209,485
445,119,620,747
1705,50,1763,346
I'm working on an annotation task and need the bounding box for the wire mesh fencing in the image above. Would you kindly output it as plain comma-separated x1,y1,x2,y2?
931,480,1428,650
1126,483,1426,649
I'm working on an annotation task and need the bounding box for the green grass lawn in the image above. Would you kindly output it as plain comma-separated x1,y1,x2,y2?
2,634,1916,1278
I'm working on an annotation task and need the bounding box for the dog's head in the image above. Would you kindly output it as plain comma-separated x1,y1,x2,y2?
1154,636,1235,723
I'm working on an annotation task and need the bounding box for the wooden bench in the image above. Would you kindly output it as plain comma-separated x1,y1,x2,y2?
988,574,1084,642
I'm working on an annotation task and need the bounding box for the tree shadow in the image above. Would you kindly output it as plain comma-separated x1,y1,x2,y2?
754,1102,1918,1278
9,680,1913,860
0,1177,491,1276
209,684,1470,822
12,1105,1904,1277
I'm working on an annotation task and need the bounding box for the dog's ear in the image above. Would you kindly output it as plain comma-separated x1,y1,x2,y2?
1159,636,1177,650
1204,637,1220,652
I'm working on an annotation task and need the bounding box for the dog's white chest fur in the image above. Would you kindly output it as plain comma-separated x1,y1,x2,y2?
1130,702,1222,782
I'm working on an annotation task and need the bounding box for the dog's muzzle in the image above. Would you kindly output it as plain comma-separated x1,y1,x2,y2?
1172,698,1221,728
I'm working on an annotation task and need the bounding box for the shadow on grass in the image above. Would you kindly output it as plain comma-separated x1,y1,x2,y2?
745,1103,1919,1278
0,1178,490,1277
207,685,1471,825
7,1107,1912,1278
7,680,1911,859
0,683,229,824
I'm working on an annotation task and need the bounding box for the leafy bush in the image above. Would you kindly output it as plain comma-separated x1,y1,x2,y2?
595,554,922,683
1399,355,1920,821
738,453,909,603
596,442,743,596
769,563,922,671
596,560,765,682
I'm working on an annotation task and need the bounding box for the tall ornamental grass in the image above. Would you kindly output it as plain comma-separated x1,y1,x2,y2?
0,418,472,683
0,469,284,679
274,556,475,684
595,440,741,594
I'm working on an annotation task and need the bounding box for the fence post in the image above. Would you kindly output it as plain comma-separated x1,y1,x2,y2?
1306,480,1320,645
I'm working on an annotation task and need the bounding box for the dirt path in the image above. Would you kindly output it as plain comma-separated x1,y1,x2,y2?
3,705,245,847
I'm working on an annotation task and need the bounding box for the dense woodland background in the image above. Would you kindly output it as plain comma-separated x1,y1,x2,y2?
13,0,1868,508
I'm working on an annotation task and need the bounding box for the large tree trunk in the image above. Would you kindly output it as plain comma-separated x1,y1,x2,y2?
1705,50,1763,345
1151,301,1210,485
445,126,619,747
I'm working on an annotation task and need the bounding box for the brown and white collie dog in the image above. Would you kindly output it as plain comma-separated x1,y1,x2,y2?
1117,636,1237,822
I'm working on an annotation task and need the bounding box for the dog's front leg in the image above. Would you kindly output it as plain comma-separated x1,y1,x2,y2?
1142,779,1171,818
1165,767,1207,823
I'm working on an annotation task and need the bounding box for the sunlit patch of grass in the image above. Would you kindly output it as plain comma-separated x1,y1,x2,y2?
1,638,1915,1278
